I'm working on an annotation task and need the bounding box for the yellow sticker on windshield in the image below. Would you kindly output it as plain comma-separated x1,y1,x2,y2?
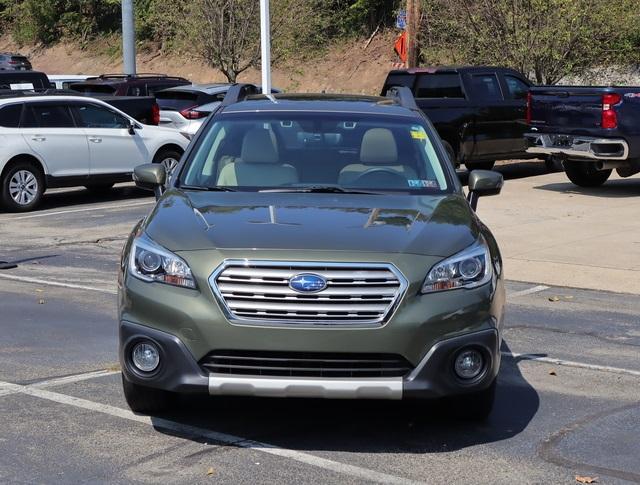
410,130,427,140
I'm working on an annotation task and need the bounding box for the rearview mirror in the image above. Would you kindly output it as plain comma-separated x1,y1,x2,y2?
467,170,503,210
133,163,166,200
128,119,136,135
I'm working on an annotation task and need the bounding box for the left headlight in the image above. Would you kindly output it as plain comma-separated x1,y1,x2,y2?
421,236,492,293
129,233,196,289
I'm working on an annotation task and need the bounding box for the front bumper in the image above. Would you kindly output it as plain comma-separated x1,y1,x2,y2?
525,133,629,160
120,321,500,400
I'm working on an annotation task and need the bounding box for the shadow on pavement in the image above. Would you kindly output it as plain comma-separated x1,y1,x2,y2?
152,341,539,454
0,183,151,214
534,177,640,198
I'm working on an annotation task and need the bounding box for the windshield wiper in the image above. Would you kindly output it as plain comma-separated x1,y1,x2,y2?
180,185,236,192
259,186,381,195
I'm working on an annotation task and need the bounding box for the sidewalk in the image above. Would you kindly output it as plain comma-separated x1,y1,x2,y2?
481,171,640,294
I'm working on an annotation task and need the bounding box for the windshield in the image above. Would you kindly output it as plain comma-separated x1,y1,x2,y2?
69,84,117,95
180,112,450,194
156,91,199,111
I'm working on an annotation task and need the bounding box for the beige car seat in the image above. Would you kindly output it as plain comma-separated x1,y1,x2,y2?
217,128,298,186
338,128,417,185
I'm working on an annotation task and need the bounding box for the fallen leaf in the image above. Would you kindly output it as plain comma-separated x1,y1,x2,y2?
576,476,597,484
549,370,557,376
207,467,215,476
38,299,45,305
35,289,44,293
564,295,574,300
548,296,560,302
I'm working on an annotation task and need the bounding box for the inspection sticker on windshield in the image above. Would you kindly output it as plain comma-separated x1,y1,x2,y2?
408,179,438,188
410,129,427,140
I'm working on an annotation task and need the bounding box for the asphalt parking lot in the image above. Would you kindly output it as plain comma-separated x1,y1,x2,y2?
1,165,640,484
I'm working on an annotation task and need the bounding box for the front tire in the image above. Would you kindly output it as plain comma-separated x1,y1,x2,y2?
448,379,496,421
153,148,182,178
564,161,611,187
121,374,175,414
1,161,45,212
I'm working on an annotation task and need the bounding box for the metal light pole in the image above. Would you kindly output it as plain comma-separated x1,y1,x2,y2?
122,0,137,75
260,0,272,94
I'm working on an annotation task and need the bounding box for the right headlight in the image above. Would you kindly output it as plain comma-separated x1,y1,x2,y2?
421,236,492,293
129,232,196,289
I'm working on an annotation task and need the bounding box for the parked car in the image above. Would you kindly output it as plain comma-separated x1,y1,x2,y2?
48,74,95,90
0,95,189,211
382,66,538,170
525,85,640,187
170,85,282,139
119,85,506,420
0,71,52,91
69,73,191,97
0,52,32,71
156,83,231,132
1,71,160,125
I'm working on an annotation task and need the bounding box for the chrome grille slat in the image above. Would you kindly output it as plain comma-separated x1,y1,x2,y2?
210,260,408,326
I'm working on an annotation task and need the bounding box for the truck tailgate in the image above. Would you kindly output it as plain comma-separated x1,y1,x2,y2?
530,88,603,130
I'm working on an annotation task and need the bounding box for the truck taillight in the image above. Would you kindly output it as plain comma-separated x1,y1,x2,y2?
151,103,160,125
179,105,207,120
602,93,621,129
526,91,532,125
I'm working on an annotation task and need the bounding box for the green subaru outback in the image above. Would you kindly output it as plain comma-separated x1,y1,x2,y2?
118,86,505,420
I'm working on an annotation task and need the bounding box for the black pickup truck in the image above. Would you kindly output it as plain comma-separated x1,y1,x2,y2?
382,66,536,170
525,86,640,186
0,71,160,125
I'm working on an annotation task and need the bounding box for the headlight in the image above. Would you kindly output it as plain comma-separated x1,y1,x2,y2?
129,233,196,289
421,236,492,293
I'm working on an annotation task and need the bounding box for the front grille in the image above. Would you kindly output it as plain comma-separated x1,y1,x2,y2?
201,350,413,378
209,260,407,326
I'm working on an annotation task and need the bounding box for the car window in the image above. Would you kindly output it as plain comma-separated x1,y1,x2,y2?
181,112,450,194
22,104,76,128
127,85,145,96
147,83,177,96
70,84,117,95
74,104,129,129
470,74,503,101
414,73,465,99
156,91,199,111
0,104,22,128
504,75,529,100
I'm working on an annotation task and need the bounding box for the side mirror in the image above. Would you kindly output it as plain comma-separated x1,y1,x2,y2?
133,163,166,200
128,120,136,135
467,170,503,210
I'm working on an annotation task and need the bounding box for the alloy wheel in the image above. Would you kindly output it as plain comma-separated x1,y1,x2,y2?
9,170,38,206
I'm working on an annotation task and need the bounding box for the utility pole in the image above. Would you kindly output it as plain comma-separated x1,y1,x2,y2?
406,0,419,68
260,0,272,94
122,0,136,75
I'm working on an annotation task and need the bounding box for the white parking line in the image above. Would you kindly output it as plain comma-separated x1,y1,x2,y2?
507,285,550,299
0,273,117,295
2,379,421,485
30,369,120,389
7,200,154,221
503,352,640,377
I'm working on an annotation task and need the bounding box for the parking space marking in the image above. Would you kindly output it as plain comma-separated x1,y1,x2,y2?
507,285,550,299
1,380,421,485
30,369,120,389
0,273,117,295
6,200,154,221
503,352,640,377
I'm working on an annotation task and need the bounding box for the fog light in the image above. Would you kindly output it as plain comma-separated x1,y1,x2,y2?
454,349,484,379
131,342,160,372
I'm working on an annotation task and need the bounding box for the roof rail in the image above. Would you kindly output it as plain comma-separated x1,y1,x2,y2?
97,73,175,79
384,85,418,110
221,83,261,106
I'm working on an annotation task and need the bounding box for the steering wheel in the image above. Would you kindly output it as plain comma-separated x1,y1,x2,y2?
350,168,408,188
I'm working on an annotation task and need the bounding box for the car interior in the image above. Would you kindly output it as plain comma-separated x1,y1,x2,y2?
185,118,447,191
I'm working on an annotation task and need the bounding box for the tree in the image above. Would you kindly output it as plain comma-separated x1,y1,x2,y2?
186,0,330,83
419,0,640,84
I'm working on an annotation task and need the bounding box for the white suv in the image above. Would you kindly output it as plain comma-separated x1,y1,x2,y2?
0,95,189,211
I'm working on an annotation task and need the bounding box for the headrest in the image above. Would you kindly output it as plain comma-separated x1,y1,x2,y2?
241,128,279,164
360,128,398,164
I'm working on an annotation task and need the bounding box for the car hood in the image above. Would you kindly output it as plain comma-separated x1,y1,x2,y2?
143,190,480,257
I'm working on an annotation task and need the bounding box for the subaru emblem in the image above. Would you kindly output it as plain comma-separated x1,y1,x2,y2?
289,274,327,293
